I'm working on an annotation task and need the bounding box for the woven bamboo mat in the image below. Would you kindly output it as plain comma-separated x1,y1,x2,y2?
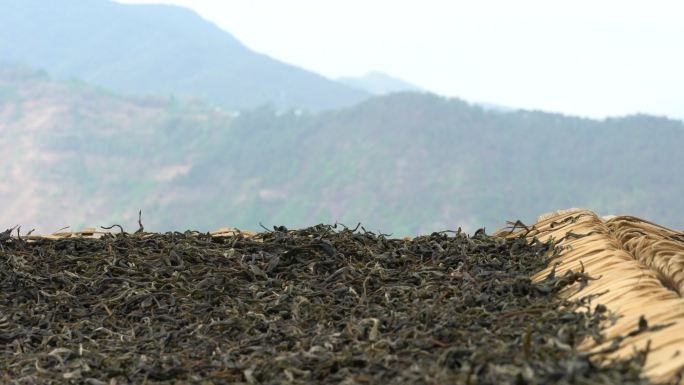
504,209,684,384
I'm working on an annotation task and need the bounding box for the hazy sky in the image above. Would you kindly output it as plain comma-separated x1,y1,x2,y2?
119,0,684,119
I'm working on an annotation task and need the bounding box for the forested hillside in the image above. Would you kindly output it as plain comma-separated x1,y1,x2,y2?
178,93,684,234
1,65,682,234
0,65,233,231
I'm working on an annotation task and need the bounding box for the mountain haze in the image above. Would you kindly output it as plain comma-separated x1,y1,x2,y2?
0,0,369,109
2,64,683,235
338,71,423,95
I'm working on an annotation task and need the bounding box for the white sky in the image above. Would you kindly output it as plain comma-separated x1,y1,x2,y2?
119,0,684,119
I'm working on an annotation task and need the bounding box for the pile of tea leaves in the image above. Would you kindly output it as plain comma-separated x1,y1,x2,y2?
0,225,652,384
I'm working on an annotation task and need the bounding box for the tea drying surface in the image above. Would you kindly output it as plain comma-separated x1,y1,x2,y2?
0,226,652,384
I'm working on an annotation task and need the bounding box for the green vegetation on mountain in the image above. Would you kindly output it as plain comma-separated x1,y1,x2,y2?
184,93,684,234
0,64,234,231
0,0,368,110
1,64,683,235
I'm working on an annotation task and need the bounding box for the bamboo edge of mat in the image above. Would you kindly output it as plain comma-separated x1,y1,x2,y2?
503,209,684,384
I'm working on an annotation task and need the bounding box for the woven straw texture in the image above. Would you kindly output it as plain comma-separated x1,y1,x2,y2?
510,209,684,384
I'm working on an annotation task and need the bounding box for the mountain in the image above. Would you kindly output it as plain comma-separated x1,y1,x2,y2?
0,0,369,110
2,65,683,235
188,93,684,235
337,71,423,95
0,64,235,232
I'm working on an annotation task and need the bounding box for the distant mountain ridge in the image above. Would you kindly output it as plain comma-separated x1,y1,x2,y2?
0,0,369,109
337,71,423,95
2,64,683,235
